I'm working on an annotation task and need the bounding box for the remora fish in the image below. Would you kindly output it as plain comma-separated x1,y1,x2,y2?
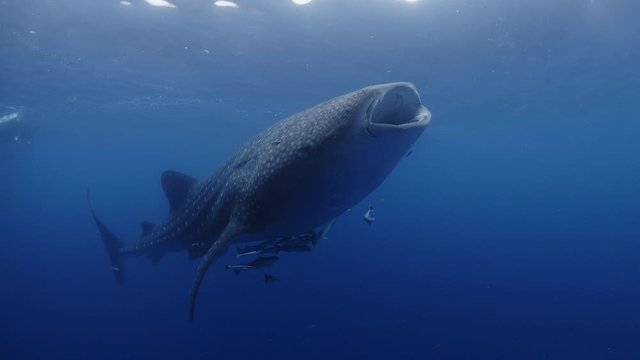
89,82,431,319
262,242,311,255
225,256,279,275
235,238,280,258
363,206,375,225
234,222,330,258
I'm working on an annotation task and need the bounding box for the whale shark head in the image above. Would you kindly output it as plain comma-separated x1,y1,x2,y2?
308,82,431,166
361,82,431,137
330,82,431,172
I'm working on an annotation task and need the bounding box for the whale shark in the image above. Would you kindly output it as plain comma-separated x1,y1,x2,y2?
89,82,431,319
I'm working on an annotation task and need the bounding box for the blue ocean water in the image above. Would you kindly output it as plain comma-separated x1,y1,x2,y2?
1,0,639,359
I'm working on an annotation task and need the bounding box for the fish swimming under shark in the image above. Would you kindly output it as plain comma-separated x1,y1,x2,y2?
225,255,279,275
89,82,431,320
235,221,332,257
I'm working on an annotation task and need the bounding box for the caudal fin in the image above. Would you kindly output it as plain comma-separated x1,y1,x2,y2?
87,190,126,286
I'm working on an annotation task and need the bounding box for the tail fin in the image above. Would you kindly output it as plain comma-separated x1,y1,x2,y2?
87,190,125,286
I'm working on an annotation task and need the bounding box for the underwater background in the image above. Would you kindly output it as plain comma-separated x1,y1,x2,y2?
1,0,639,359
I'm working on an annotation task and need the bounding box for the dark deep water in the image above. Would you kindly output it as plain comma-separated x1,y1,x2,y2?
1,0,640,359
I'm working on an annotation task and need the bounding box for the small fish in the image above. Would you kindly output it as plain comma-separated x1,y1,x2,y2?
264,274,279,284
235,238,279,258
224,264,253,274
235,249,261,258
363,206,375,225
263,242,311,254
225,256,279,275
235,225,331,257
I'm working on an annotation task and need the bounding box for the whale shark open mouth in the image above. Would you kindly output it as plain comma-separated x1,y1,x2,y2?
367,83,431,133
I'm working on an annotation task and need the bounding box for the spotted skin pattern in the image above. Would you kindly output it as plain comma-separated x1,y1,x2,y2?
126,90,366,258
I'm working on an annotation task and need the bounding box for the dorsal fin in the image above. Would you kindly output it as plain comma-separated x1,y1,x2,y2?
140,221,156,238
161,170,197,214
